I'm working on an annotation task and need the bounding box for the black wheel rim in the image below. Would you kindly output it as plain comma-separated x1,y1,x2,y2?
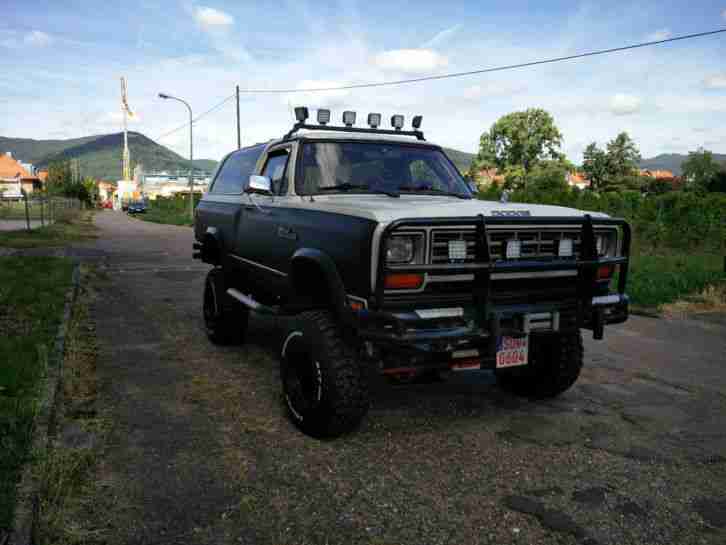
284,337,321,414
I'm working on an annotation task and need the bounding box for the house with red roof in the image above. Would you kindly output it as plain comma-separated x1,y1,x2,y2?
0,152,44,197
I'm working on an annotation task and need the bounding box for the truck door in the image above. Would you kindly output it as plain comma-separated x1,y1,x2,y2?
237,145,295,301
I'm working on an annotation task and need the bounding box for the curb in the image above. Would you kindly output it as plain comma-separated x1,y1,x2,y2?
8,263,81,545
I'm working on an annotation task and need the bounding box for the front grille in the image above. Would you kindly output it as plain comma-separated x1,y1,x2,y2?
430,230,478,263
430,228,591,263
490,277,578,305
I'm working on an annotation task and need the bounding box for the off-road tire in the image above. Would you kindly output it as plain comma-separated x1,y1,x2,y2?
203,268,249,345
280,310,369,437
495,331,583,399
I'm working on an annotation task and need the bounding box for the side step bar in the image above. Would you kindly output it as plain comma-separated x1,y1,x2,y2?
226,289,278,315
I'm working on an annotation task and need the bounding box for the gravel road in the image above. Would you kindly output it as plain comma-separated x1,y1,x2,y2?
72,211,726,545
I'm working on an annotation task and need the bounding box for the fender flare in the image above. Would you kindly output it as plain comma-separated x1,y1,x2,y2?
288,248,353,326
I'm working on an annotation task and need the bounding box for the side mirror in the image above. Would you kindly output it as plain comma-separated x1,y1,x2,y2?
246,175,272,196
467,181,478,194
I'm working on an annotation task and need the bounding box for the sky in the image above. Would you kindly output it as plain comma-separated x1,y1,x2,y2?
1,0,725,163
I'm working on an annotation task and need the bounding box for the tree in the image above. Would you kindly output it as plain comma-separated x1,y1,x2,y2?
682,148,721,192
476,108,563,190
582,132,641,192
47,159,72,191
582,143,609,192
605,132,641,179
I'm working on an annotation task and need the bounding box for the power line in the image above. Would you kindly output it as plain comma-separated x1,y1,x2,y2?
235,28,726,94
156,94,235,141
153,28,725,141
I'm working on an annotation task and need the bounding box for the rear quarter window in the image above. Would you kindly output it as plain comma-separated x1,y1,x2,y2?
210,145,264,194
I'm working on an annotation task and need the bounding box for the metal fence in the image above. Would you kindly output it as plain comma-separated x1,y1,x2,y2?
0,191,83,230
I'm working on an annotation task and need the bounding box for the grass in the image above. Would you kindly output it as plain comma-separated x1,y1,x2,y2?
0,210,96,248
36,269,107,544
0,256,74,531
137,207,194,227
628,249,725,311
135,195,200,227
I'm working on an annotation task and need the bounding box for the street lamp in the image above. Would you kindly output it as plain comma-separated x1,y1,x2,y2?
159,93,194,221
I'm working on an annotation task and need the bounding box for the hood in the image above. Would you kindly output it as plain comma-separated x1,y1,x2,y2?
298,195,608,224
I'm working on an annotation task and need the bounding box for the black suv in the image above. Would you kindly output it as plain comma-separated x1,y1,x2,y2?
194,108,631,437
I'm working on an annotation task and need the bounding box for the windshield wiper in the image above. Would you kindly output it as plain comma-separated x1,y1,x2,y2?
319,183,399,198
399,186,470,199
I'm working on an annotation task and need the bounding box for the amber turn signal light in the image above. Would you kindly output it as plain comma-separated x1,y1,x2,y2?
384,273,424,290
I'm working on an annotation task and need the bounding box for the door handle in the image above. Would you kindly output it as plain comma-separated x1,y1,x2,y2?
277,226,297,240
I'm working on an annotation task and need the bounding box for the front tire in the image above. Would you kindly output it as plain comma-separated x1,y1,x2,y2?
495,331,583,399
203,268,249,345
280,311,369,437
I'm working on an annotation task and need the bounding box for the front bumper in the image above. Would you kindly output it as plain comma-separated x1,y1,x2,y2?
353,214,631,369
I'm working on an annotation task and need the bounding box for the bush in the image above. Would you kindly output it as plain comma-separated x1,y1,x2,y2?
478,188,726,253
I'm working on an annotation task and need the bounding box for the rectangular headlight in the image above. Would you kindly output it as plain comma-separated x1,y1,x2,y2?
386,234,423,264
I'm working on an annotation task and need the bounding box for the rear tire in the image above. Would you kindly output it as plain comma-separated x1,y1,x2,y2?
495,331,583,399
281,311,369,437
203,268,249,345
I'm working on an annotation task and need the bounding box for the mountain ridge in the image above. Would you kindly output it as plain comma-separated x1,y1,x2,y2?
0,132,217,180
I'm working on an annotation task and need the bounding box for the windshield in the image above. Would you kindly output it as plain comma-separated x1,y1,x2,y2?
297,142,471,197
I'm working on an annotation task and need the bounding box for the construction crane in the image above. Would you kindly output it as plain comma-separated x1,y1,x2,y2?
121,77,134,181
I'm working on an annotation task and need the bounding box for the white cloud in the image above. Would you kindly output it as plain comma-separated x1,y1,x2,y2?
421,24,463,49
24,30,52,47
609,93,642,115
374,49,448,75
703,73,726,89
645,28,671,41
193,6,234,29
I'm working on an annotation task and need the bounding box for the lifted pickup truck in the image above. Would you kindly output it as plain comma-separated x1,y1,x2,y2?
194,108,630,437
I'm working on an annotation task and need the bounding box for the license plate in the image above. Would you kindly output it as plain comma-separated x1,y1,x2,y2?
496,336,529,368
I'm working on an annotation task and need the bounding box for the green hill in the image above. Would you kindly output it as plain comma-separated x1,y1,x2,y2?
442,147,476,173
638,153,726,176
0,132,218,181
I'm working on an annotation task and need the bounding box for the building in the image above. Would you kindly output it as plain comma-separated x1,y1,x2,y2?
566,172,591,190
97,181,117,203
0,152,43,198
639,169,675,179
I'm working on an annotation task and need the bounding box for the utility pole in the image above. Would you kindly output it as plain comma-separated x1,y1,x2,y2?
236,84,241,149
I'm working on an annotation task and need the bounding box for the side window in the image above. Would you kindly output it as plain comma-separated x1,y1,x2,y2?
261,150,290,196
210,146,263,194
409,159,445,189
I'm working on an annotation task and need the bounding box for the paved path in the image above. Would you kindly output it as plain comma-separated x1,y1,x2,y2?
0,219,51,231
73,211,726,545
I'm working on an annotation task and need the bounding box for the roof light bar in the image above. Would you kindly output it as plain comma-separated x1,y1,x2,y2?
391,115,404,130
317,109,331,125
367,113,381,128
294,107,309,122
342,111,356,127
283,107,426,140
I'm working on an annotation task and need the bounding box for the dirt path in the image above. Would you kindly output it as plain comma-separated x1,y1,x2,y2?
73,211,726,544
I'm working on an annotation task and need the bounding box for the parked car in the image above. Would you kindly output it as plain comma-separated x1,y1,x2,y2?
127,201,146,214
194,108,631,437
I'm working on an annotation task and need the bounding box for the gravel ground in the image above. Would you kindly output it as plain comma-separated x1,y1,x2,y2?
65,211,726,545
